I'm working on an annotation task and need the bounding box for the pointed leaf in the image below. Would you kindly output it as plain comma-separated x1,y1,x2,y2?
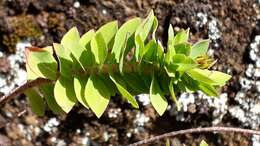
79,30,96,67
74,76,89,109
198,82,218,96
25,47,57,80
25,88,45,116
85,75,110,118
186,68,216,84
190,40,210,59
135,10,155,60
110,74,139,108
90,32,107,65
61,27,86,70
53,43,74,78
174,43,191,56
150,74,168,115
40,84,63,114
190,69,231,86
169,79,180,110
174,28,189,45
96,21,118,46
112,18,141,63
79,29,95,47
54,77,77,113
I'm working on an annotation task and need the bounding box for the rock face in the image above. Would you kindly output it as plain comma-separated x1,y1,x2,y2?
0,0,259,146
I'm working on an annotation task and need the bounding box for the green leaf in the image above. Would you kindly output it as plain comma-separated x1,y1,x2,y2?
150,74,168,115
90,32,107,65
174,43,191,56
79,30,96,67
200,140,209,146
199,82,218,96
123,73,148,94
143,40,157,62
26,64,39,80
96,21,118,46
167,24,174,50
170,54,197,72
85,74,110,118
174,28,189,45
191,69,231,86
135,10,155,61
54,77,77,113
157,41,164,65
190,39,209,59
152,17,158,40
40,84,63,114
53,43,74,78
110,74,139,108
61,27,86,70
74,76,89,109
25,46,57,80
25,88,45,116
119,33,130,74
181,73,200,91
186,68,216,84
169,79,180,110
112,18,141,63
99,74,117,97
79,29,95,47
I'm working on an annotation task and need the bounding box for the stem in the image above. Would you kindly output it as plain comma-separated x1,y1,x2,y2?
0,62,159,104
0,78,52,105
128,127,260,146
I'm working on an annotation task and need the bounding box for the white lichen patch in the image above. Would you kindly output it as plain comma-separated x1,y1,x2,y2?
134,112,149,127
0,40,30,95
207,18,221,47
170,92,228,125
136,94,150,106
108,108,121,118
17,124,41,141
230,35,260,130
196,12,208,28
43,117,60,133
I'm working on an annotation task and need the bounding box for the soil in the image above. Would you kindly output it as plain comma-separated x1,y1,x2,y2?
0,0,259,146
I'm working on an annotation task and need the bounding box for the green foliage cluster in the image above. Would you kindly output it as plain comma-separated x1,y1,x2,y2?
25,11,231,117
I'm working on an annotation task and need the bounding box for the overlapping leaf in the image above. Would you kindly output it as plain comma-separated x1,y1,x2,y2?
24,10,232,117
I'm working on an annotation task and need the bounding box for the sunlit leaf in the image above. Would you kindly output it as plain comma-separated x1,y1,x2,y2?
79,29,95,47
90,32,107,65
54,77,77,113
190,40,209,59
61,27,86,70
53,43,74,78
150,74,168,115
190,69,231,86
135,10,155,61
25,46,57,80
174,43,191,56
186,68,216,84
74,76,89,109
112,18,141,63
174,28,189,45
96,21,118,47
79,29,95,66
85,74,110,118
